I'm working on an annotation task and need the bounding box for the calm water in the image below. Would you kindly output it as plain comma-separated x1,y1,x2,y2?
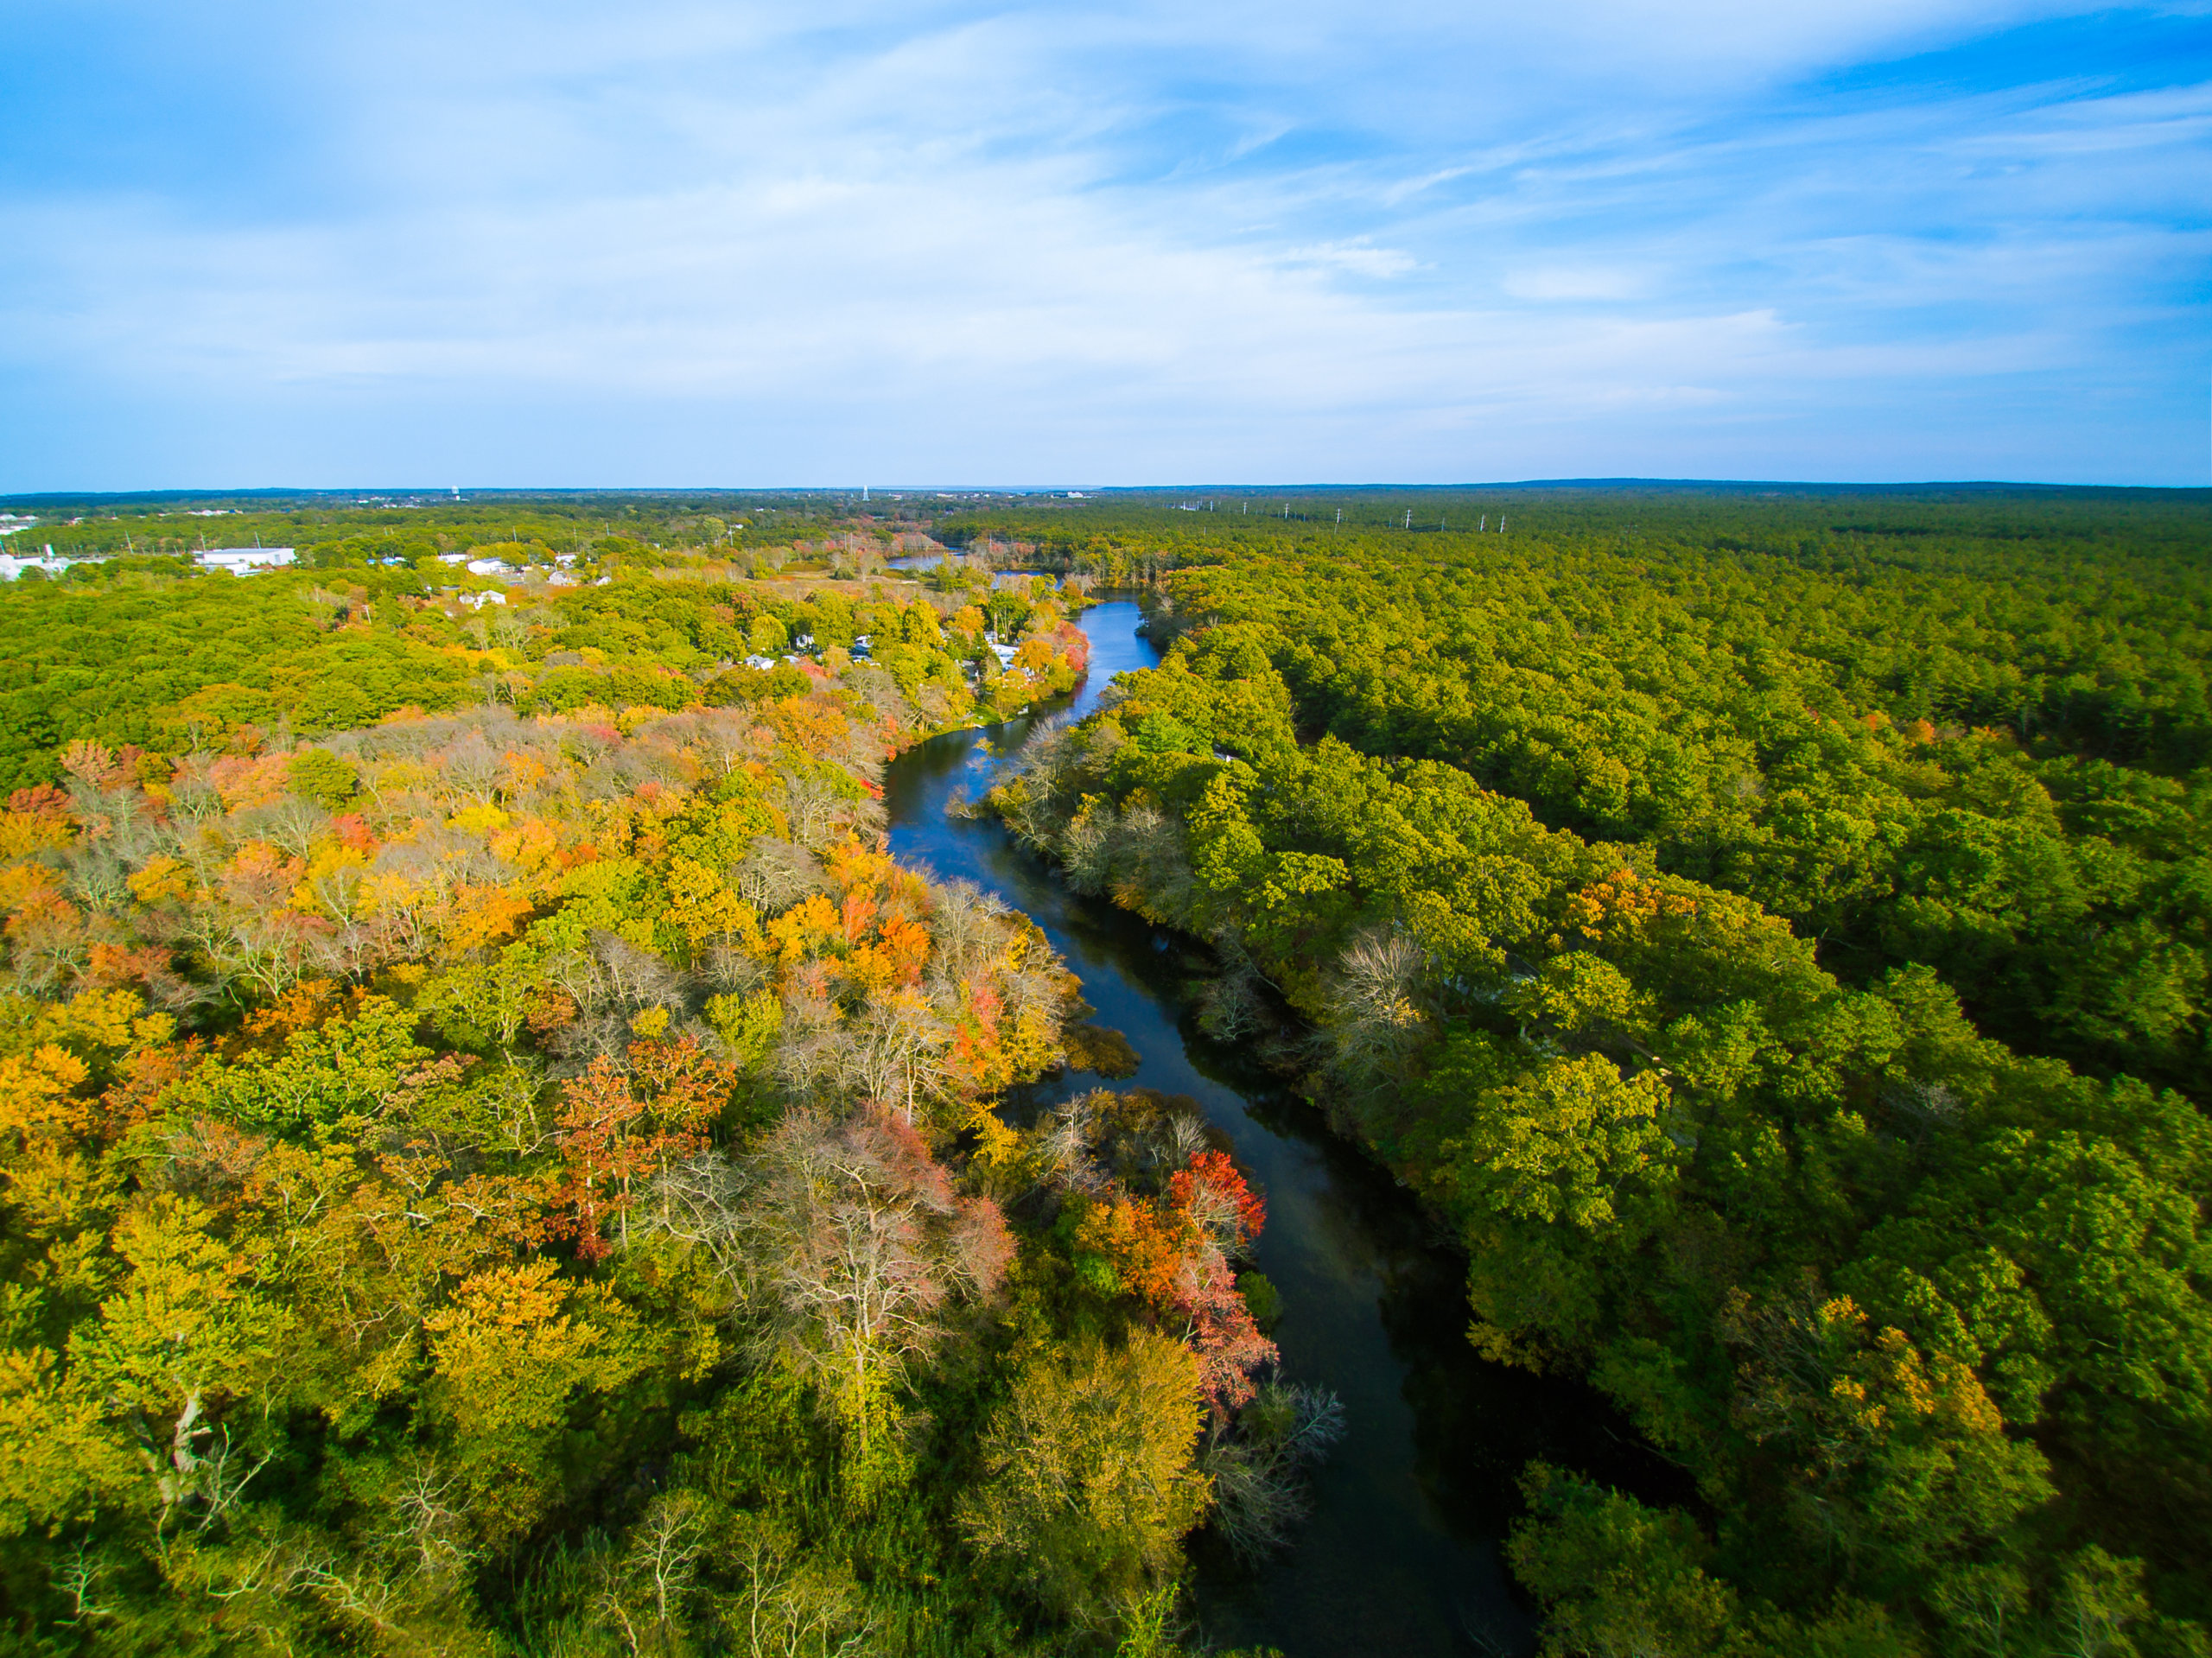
884,600,1675,1656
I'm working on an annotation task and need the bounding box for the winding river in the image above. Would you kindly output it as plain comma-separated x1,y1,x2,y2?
883,600,1672,1657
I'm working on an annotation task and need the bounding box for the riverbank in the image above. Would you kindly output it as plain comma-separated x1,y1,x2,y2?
883,600,1680,1657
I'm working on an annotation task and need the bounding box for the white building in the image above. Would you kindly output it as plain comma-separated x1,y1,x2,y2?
467,557,515,576
198,546,296,573
0,550,77,581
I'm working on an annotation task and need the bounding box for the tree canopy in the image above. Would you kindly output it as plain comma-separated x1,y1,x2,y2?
988,488,2212,1655
0,524,1309,1657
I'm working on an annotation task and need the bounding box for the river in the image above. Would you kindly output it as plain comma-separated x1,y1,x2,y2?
882,599,1674,1656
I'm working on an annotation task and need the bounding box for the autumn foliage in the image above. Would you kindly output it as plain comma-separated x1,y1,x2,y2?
0,612,1243,1652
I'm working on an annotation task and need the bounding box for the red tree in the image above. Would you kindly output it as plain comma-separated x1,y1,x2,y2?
1169,1150,1266,1255
1176,1251,1279,1416
554,1037,735,1260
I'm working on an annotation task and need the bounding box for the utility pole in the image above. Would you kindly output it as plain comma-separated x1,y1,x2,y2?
1404,510,1412,530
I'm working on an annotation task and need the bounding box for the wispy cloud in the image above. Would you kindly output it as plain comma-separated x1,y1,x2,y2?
0,0,2205,486
1281,240,1421,278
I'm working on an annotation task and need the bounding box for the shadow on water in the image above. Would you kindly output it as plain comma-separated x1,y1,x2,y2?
884,601,1686,1657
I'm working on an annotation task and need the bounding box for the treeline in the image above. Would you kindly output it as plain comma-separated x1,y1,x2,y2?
944,484,2212,626
0,559,1090,796
0,578,1323,1649
987,502,2212,1655
3,492,950,566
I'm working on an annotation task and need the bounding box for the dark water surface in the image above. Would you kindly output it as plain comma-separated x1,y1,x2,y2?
884,600,1671,1656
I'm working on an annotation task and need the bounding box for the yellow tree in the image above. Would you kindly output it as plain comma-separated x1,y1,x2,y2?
963,1330,1211,1622
71,1195,291,1528
423,1259,646,1544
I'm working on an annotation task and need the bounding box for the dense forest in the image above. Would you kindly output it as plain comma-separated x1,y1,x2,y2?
982,487,2212,1655
3,484,2208,1655
0,519,1316,1654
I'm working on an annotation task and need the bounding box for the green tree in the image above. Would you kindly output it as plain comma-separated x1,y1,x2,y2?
286,746,359,808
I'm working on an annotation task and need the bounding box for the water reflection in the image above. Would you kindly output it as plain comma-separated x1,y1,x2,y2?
883,601,1678,1656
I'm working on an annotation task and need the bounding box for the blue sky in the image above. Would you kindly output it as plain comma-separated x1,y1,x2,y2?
3,0,2207,488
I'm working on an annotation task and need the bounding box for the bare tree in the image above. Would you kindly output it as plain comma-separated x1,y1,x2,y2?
842,665,912,732
922,881,1007,996
830,992,952,1121
168,773,227,826
1109,804,1193,921
1055,803,1115,893
745,1110,982,1444
593,931,685,1014
635,1149,758,1302
1202,1382,1346,1564
1322,929,1430,1088
254,795,332,861
374,1454,474,1587
596,1490,712,1653
722,1512,874,1658
1198,965,1267,1043
692,708,766,781
438,735,502,805
736,836,826,914
203,910,339,1002
1035,1093,1108,1196
780,768,879,852
701,935,772,997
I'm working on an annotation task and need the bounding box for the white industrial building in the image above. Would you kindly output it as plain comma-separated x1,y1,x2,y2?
197,546,296,573
0,550,78,581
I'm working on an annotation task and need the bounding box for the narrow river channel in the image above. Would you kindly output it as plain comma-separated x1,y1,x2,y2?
883,599,1671,1657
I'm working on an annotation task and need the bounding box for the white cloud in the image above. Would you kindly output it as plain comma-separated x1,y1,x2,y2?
0,0,2205,486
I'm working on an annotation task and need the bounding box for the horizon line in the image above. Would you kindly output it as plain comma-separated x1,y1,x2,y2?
7,477,2210,505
